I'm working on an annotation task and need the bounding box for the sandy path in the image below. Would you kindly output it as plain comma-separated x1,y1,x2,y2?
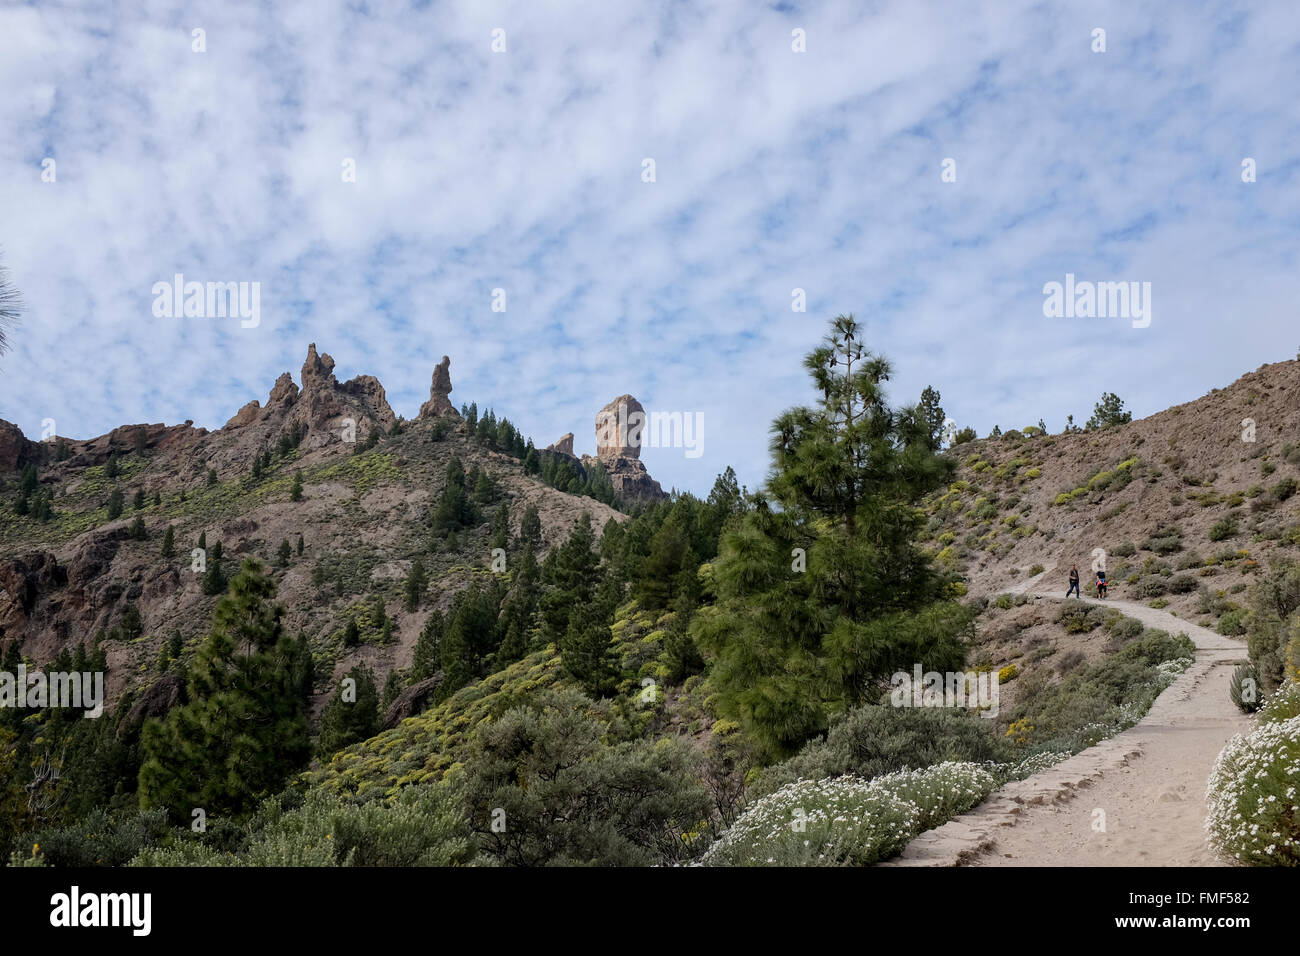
887,581,1252,867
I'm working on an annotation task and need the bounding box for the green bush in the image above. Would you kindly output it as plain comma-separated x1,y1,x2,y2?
1145,533,1183,555
1272,477,1298,503
1112,542,1137,557
1229,663,1261,713
21,809,172,867
754,705,1013,798
1056,602,1104,634
130,787,474,867
1005,629,1195,753
1209,518,1238,542
1217,610,1247,636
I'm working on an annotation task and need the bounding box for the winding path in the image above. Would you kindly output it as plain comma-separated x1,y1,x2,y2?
887,570,1251,867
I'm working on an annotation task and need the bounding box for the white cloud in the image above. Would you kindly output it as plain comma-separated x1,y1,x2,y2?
1,0,1298,495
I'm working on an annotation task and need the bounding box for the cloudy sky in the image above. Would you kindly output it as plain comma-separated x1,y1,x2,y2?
2,0,1298,496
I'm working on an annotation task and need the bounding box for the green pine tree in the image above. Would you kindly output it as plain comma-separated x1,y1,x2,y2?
412,611,444,681
404,559,428,612
290,470,304,501
316,665,380,758
490,503,510,551
138,560,313,819
161,525,175,558
691,314,972,759
201,541,227,596
1085,392,1133,430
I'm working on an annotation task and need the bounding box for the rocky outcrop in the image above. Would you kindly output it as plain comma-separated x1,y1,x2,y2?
0,552,66,619
292,344,396,446
340,375,396,429
381,673,442,729
586,395,665,500
0,420,38,472
268,372,299,406
582,453,665,500
418,356,459,419
547,433,575,456
120,671,186,737
224,400,261,429
595,395,645,461
300,343,337,392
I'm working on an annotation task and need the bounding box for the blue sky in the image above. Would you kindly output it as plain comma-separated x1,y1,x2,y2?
2,0,1299,496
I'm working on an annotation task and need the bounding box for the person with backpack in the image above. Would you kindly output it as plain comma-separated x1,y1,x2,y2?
1096,568,1108,599
1066,565,1080,598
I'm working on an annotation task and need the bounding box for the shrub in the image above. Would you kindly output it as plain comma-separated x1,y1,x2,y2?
870,762,999,830
998,663,1019,682
1027,564,1045,577
1217,610,1247,636
1112,542,1137,557
1258,681,1300,725
1129,576,1170,600
1056,649,1086,674
1209,518,1238,542
20,809,172,867
1144,526,1184,554
1167,574,1199,594
1229,663,1261,713
130,788,474,867
1056,602,1104,634
753,705,1013,798
1205,717,1300,865
700,775,922,867
1004,629,1195,753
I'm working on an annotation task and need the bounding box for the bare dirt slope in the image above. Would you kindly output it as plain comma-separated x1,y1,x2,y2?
928,357,1300,629
889,595,1251,867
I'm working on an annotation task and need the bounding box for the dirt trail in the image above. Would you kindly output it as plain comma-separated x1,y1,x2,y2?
888,573,1252,867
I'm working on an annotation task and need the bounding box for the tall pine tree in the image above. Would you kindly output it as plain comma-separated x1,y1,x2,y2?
691,314,972,759
138,560,313,819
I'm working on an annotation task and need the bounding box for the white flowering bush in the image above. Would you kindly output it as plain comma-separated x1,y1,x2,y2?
700,775,921,866
1155,657,1194,688
1205,715,1300,866
870,762,998,829
1007,751,1071,781
702,761,1011,866
1259,681,1300,726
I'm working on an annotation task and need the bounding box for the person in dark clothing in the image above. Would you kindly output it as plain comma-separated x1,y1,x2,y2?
1096,569,1107,599
1066,565,1080,598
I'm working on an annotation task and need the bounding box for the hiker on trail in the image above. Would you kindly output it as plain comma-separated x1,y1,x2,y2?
1066,565,1080,598
1096,568,1107,599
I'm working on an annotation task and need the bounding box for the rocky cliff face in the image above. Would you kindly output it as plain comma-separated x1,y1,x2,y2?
0,420,38,471
0,345,633,714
